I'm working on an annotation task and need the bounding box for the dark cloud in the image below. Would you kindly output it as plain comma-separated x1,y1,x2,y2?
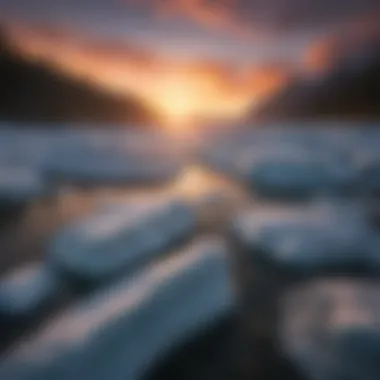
2,0,380,38
125,0,380,35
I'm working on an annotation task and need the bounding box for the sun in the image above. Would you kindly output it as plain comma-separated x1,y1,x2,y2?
162,95,196,123
152,78,202,128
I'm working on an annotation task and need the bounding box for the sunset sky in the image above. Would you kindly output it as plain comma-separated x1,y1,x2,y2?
1,0,379,126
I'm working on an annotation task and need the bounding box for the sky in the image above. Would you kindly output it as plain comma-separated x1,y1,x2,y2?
1,0,379,126
0,0,321,63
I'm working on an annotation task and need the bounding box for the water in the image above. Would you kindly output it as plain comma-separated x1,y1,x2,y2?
1,125,380,380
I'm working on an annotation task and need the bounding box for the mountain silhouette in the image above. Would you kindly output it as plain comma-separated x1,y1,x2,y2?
251,37,380,122
0,29,156,127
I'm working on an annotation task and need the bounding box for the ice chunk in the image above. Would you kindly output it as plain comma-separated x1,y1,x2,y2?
231,201,377,276
44,150,181,186
0,166,46,204
41,130,187,187
200,130,354,195
0,263,61,319
48,198,197,285
0,238,234,380
280,278,380,380
356,158,380,195
245,151,356,199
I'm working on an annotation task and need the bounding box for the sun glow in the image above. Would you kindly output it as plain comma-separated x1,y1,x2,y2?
153,79,201,124
5,24,288,129
149,72,258,130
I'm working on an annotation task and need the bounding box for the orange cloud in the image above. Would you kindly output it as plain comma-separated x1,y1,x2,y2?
4,22,290,127
127,0,259,39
